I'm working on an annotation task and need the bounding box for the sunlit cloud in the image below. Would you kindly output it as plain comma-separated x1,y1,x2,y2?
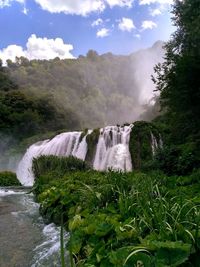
92,18,103,27
0,34,75,65
34,0,134,16
96,28,110,37
118,17,135,32
0,0,25,8
141,20,157,30
106,0,133,8
150,8,162,16
139,0,173,5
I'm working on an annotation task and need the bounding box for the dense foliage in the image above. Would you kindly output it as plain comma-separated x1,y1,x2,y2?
152,0,200,175
0,89,79,140
33,155,89,186
129,121,160,170
154,0,200,144
0,171,21,186
2,42,163,131
33,156,200,267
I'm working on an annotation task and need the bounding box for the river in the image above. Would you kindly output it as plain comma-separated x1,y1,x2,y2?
0,188,69,267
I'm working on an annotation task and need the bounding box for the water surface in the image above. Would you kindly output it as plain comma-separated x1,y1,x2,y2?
0,188,69,267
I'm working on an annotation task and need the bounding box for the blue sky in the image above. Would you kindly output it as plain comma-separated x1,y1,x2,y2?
0,0,175,63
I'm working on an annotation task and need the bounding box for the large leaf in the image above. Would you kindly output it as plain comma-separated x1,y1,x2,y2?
142,240,191,267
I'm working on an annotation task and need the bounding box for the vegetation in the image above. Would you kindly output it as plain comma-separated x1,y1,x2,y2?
153,0,200,157
0,0,200,266
33,156,200,266
129,121,160,170
0,43,163,170
30,2,200,266
0,171,21,186
1,42,163,134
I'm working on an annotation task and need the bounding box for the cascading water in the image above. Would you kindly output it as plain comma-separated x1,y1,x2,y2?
93,125,133,171
17,132,84,186
16,124,162,186
151,132,163,156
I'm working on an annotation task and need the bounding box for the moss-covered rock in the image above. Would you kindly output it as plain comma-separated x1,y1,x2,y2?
129,121,160,169
85,128,100,165
0,171,21,186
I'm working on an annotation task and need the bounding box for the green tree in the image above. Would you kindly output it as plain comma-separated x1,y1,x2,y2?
154,0,200,143
0,60,18,91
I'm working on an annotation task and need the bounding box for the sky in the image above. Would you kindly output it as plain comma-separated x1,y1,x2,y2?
0,0,175,64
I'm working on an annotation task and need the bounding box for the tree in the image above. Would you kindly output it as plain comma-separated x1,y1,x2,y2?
154,0,200,142
0,61,18,91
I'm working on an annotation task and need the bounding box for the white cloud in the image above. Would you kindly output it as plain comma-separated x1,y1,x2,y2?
150,8,162,16
0,0,134,16
34,0,105,16
134,34,141,39
105,0,134,8
0,34,75,65
92,18,103,27
118,17,135,32
139,0,173,5
0,45,25,64
96,28,110,37
141,20,157,30
0,0,24,8
22,6,28,14
34,0,134,16
26,34,75,60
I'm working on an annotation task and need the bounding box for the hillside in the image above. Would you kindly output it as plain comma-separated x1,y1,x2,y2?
5,41,164,130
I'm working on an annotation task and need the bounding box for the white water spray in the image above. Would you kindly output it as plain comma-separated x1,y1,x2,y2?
93,125,133,171
16,132,86,186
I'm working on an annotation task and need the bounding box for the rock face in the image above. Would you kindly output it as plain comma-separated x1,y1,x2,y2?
16,121,162,186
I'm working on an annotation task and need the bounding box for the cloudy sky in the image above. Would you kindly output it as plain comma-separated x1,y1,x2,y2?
0,0,175,63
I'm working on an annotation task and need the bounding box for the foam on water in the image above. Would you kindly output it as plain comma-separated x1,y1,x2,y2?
0,189,69,267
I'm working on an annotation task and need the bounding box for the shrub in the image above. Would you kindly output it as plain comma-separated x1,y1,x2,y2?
155,142,199,176
33,155,90,180
0,171,21,186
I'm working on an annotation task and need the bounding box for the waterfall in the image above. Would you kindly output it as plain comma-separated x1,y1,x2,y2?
93,125,133,171
16,123,162,186
74,130,93,160
150,132,163,156
17,132,86,186
150,132,158,156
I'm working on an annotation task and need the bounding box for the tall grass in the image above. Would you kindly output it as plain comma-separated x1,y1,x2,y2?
34,164,200,266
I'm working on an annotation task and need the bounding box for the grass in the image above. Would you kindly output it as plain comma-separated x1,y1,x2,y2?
32,156,200,266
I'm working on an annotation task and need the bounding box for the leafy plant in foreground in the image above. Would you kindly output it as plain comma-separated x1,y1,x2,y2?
34,168,200,266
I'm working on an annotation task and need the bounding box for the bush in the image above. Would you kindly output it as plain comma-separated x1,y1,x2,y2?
33,155,90,181
154,142,199,176
0,171,21,186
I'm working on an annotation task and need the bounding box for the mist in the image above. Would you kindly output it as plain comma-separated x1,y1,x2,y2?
0,133,22,172
5,41,165,131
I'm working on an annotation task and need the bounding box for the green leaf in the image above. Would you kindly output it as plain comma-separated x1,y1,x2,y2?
95,222,113,237
69,215,83,231
141,240,191,267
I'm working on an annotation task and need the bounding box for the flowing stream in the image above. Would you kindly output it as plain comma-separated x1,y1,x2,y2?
0,188,69,267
